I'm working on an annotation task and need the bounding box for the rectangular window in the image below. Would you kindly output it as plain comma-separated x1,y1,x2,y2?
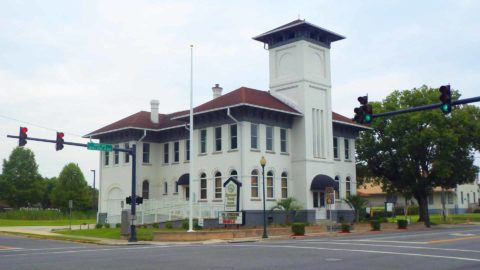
251,123,258,149
175,181,179,193
200,178,207,199
142,143,150,163
267,174,274,198
230,124,237,150
215,174,222,199
174,142,179,162
266,126,274,151
124,143,130,163
428,195,434,205
346,181,351,197
461,191,464,204
333,137,338,159
200,129,207,154
163,143,169,164
114,145,119,165
313,192,319,208
215,127,222,152
104,151,110,166
185,140,190,161
164,182,168,195
251,174,258,198
344,139,350,160
280,128,287,153
281,175,287,198
447,192,453,204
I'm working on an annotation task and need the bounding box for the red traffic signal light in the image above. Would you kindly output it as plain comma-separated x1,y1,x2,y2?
19,127,28,146
56,132,64,151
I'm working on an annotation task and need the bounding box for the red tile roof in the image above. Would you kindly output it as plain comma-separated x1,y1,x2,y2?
84,87,362,137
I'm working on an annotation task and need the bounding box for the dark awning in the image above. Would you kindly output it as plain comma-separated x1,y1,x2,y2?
310,174,339,190
178,174,189,185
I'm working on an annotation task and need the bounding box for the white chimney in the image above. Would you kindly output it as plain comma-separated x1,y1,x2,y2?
212,84,223,99
150,99,159,124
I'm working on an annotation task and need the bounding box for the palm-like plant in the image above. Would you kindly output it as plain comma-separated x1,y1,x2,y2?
271,197,302,225
343,195,368,223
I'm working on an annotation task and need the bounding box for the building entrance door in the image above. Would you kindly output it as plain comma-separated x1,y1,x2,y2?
313,191,326,219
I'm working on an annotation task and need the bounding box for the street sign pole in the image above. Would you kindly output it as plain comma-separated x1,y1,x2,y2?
129,144,137,242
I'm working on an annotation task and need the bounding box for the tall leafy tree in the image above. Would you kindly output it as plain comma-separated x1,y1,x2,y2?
41,177,58,208
51,163,90,211
0,147,44,207
356,86,480,225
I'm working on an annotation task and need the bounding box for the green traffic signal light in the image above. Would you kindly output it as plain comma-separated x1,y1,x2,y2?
440,103,451,114
364,114,372,123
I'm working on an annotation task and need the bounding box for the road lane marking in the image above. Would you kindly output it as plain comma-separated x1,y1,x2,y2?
335,239,427,244
355,228,480,240
0,246,20,250
0,246,90,253
427,235,480,244
297,240,480,253
218,244,480,262
449,233,475,237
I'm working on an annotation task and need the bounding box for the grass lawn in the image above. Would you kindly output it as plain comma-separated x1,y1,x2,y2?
0,219,96,226
56,228,162,241
388,213,480,224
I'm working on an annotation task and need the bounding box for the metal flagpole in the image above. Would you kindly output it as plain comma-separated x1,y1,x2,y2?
188,44,194,232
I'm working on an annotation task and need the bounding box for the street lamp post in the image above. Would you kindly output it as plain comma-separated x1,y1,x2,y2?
260,156,268,239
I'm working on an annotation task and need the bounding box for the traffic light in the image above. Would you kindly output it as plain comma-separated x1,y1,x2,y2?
126,195,143,205
136,196,143,205
19,127,28,146
353,107,364,124
439,85,451,114
126,196,132,205
363,104,373,124
56,132,64,151
354,95,372,124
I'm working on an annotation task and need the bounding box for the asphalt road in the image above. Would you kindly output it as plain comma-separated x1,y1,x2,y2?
1,225,479,270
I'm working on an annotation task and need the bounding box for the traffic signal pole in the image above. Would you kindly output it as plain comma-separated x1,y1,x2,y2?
371,96,480,120
6,133,140,242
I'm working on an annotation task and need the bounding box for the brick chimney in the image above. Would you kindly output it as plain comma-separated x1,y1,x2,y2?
150,99,159,124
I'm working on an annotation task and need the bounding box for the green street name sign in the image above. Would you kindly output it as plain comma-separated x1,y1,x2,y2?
87,142,113,152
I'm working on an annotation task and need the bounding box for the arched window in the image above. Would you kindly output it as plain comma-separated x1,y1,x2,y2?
200,173,207,199
267,171,274,198
346,177,351,198
335,176,340,199
230,170,238,179
142,180,149,199
215,172,222,199
251,170,259,198
281,172,288,198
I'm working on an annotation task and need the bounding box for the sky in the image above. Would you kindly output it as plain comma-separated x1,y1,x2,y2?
1,0,479,186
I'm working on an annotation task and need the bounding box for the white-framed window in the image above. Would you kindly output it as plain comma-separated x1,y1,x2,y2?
281,172,288,198
333,137,339,159
344,139,350,160
266,126,274,151
174,181,179,194
142,180,149,199
346,176,351,197
447,192,454,204
251,123,258,149
267,171,274,198
461,191,464,204
164,181,168,195
114,145,119,165
467,193,470,204
280,128,287,153
214,127,222,152
200,129,207,154
163,143,169,164
174,141,179,162
334,176,340,199
200,173,207,200
185,140,190,161
251,170,259,198
230,124,238,150
143,143,150,163
215,172,222,199
104,151,110,166
230,170,238,179
124,143,130,163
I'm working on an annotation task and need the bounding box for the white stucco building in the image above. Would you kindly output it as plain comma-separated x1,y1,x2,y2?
85,20,367,225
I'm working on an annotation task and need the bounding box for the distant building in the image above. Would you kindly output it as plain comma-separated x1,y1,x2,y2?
85,20,367,225
357,182,480,214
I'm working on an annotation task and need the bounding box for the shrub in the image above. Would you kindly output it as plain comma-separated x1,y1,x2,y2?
397,219,408,229
104,223,111,228
115,223,121,228
193,219,202,230
370,220,381,231
165,221,173,229
95,223,103,229
181,219,189,230
152,222,160,229
341,223,351,233
473,209,480,213
291,222,306,235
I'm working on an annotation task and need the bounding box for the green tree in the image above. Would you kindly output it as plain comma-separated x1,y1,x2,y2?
41,177,58,208
51,163,90,211
356,85,480,226
343,195,368,223
0,147,44,207
271,197,302,224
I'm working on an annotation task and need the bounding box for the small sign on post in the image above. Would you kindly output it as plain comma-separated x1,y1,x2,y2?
68,200,73,230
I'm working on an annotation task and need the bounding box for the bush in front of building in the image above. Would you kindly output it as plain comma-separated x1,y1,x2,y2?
397,219,408,229
370,220,381,231
341,223,351,233
95,223,103,229
165,221,173,229
104,223,111,228
115,223,121,228
291,222,306,236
